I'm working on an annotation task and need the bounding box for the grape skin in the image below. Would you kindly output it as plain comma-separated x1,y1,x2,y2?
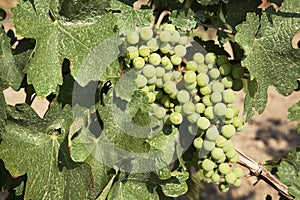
202,158,215,171
169,112,183,125
135,74,147,88
211,147,225,160
174,45,187,57
142,64,156,78
139,27,153,41
225,172,237,185
211,92,222,104
133,57,145,69
182,101,195,115
203,140,215,151
221,77,233,89
197,117,210,130
126,31,139,44
205,52,216,64
218,163,231,175
152,105,166,119
138,45,150,57
193,137,203,149
159,30,171,43
221,124,236,139
223,89,236,104
184,71,197,84
149,53,161,66
195,103,205,114
196,73,209,87
206,126,219,141
213,102,227,117
176,90,190,104
193,52,205,64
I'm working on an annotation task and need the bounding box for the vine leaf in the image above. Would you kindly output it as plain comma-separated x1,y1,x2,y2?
288,101,300,133
277,148,300,199
235,2,300,120
0,103,95,199
196,0,228,6
12,0,119,97
110,1,153,35
160,171,189,197
170,9,197,32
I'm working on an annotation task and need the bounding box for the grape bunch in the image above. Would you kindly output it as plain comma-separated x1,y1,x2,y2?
122,24,245,192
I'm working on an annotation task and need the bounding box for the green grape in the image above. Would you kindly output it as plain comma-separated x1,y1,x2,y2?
236,124,244,132
209,68,220,79
193,137,203,149
218,182,230,192
216,55,229,66
218,163,231,175
202,159,215,171
174,105,182,113
172,71,182,81
174,45,187,57
232,79,243,91
206,126,219,141
146,92,156,103
163,81,177,94
197,117,210,130
202,95,212,107
146,38,159,52
147,76,157,85
148,84,156,91
213,102,227,117
184,71,197,84
193,52,205,64
126,31,139,44
194,95,201,102
155,67,166,78
159,30,171,43
221,77,233,89
222,140,234,153
152,105,166,119
182,101,195,115
229,105,239,116
186,61,198,71
205,52,217,64
139,27,153,41
216,135,227,148
231,67,244,79
163,24,176,32
233,178,242,187
142,64,156,78
127,46,139,60
197,63,208,73
225,149,237,159
133,57,145,69
138,45,150,57
232,116,243,128
211,173,221,183
233,167,243,178
149,53,161,66
211,81,225,93
170,55,182,65
219,63,231,76
223,118,233,125
195,103,205,114
176,90,190,104
135,74,147,88
178,36,188,45
163,72,174,82
160,42,172,54
217,155,227,164
203,140,215,151
204,170,214,178
187,113,200,123
170,112,183,125
199,85,211,96
196,73,209,87
184,82,197,91
140,86,149,94
225,107,235,119
221,124,236,139
229,154,239,163
211,92,222,104
211,147,225,160
225,172,237,185
223,89,236,104
170,30,181,43
204,106,214,120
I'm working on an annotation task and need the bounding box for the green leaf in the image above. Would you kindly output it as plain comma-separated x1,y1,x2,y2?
160,170,189,197
196,0,228,6
0,28,25,90
277,148,300,199
288,101,300,133
110,1,153,35
170,8,197,32
114,69,138,100
235,5,300,119
0,104,95,199
12,0,119,97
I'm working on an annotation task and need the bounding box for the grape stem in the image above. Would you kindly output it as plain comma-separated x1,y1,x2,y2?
200,24,235,35
155,10,171,28
235,148,293,200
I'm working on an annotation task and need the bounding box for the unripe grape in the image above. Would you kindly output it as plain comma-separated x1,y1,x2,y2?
229,154,240,163
174,45,187,57
196,73,209,87
205,52,216,64
204,106,214,120
218,182,229,192
135,74,147,88
163,24,176,32
209,68,220,79
126,31,139,44
223,89,236,104
232,79,243,91
207,64,214,69
213,102,227,117
139,27,153,41
172,71,182,81
222,77,233,88
202,95,212,107
163,72,174,82
233,178,242,187
155,67,165,78
160,42,172,54
182,101,195,115
176,90,190,104
199,149,210,158
215,136,227,148
148,84,156,91
221,124,236,139
229,105,239,116
225,149,237,159
170,31,181,43
193,52,205,64
138,45,150,57
159,30,171,43
146,38,159,51
211,92,222,103
194,94,201,102
133,57,145,69
204,170,214,178
225,172,237,185
195,103,205,114
202,159,215,171
199,85,211,96
178,36,188,45
232,116,243,128
211,147,225,160
174,105,182,113
219,63,231,76
236,124,244,132
149,53,161,66
206,126,219,141
225,107,235,119
216,55,229,66
193,137,203,149
127,46,139,60
152,105,166,119
184,71,197,84
170,55,182,65
142,64,156,78
186,61,198,71
218,163,231,175
197,117,210,130
140,86,149,94
164,81,177,94
233,167,244,178
217,155,227,163
197,63,208,73
231,67,244,79
187,112,200,123
147,76,157,85
211,81,225,93
211,173,221,183
169,112,183,125
203,140,215,151
146,92,156,103
222,140,234,152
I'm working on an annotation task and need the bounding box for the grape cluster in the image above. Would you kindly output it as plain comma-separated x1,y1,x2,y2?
122,24,245,191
